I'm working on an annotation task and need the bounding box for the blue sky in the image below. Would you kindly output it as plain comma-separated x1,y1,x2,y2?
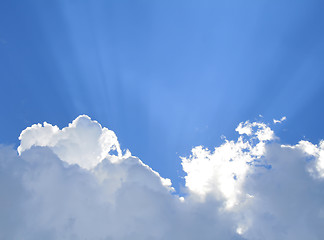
1,1,324,239
1,0,324,192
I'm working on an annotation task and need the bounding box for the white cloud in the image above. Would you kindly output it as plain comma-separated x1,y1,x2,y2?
18,115,123,169
1,115,324,239
273,116,287,124
283,140,324,178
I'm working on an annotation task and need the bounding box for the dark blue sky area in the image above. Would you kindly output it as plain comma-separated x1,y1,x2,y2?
0,0,323,189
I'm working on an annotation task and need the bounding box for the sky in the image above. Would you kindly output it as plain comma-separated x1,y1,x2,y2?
0,0,324,239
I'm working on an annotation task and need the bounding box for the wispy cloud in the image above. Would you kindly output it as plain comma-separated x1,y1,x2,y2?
273,116,287,124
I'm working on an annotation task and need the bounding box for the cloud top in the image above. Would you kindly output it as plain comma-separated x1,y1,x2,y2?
18,115,122,169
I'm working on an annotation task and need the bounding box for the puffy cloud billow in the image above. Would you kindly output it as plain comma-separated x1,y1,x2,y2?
1,115,324,239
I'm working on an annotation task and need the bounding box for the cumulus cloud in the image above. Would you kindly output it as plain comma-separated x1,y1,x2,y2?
181,121,274,208
1,115,324,239
18,115,123,169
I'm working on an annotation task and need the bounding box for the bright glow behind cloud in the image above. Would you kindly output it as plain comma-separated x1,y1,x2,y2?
1,115,324,239
181,121,274,208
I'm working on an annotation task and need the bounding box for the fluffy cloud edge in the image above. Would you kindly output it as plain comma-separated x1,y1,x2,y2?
1,115,323,239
